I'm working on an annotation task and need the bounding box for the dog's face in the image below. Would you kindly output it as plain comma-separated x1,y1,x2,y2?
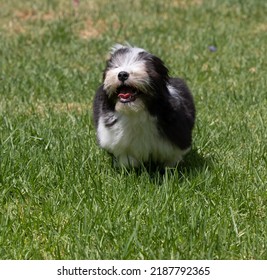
103,44,169,113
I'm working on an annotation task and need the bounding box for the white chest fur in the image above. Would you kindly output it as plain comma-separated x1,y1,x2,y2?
97,110,187,167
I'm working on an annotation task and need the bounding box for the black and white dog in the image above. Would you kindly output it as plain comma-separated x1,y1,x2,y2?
93,44,195,168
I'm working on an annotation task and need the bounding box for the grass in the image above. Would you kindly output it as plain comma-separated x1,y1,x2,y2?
0,0,267,259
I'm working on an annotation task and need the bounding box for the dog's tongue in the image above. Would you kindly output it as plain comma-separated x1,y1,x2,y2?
117,86,135,102
118,93,132,99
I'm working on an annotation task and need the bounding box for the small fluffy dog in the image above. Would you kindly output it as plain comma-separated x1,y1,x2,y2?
93,44,195,168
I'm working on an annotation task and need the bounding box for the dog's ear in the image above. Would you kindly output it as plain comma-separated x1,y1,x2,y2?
110,44,126,54
105,44,125,61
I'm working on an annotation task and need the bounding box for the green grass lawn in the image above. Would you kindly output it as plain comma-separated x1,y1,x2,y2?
0,0,266,259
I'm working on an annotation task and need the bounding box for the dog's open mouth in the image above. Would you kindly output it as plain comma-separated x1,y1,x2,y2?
117,85,138,103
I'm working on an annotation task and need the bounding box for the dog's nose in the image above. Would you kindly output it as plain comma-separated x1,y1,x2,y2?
118,71,129,82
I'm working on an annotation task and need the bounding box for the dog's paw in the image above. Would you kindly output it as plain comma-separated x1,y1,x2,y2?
113,154,141,168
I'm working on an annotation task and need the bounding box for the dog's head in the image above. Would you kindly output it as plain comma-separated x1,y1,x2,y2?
103,44,169,113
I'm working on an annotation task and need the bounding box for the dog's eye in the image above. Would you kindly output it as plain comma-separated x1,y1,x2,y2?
107,60,119,69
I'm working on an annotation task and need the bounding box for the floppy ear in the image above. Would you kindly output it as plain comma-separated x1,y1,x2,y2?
110,44,126,54
105,44,126,61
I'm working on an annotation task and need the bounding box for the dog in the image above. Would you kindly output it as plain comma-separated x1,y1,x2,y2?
93,44,195,168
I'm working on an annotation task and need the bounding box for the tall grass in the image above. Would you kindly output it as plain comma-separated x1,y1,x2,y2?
0,0,266,259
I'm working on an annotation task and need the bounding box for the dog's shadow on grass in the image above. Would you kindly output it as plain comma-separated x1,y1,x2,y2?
111,148,214,184
177,148,214,174
139,148,215,184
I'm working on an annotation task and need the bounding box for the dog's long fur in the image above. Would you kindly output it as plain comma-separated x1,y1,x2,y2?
93,44,195,168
